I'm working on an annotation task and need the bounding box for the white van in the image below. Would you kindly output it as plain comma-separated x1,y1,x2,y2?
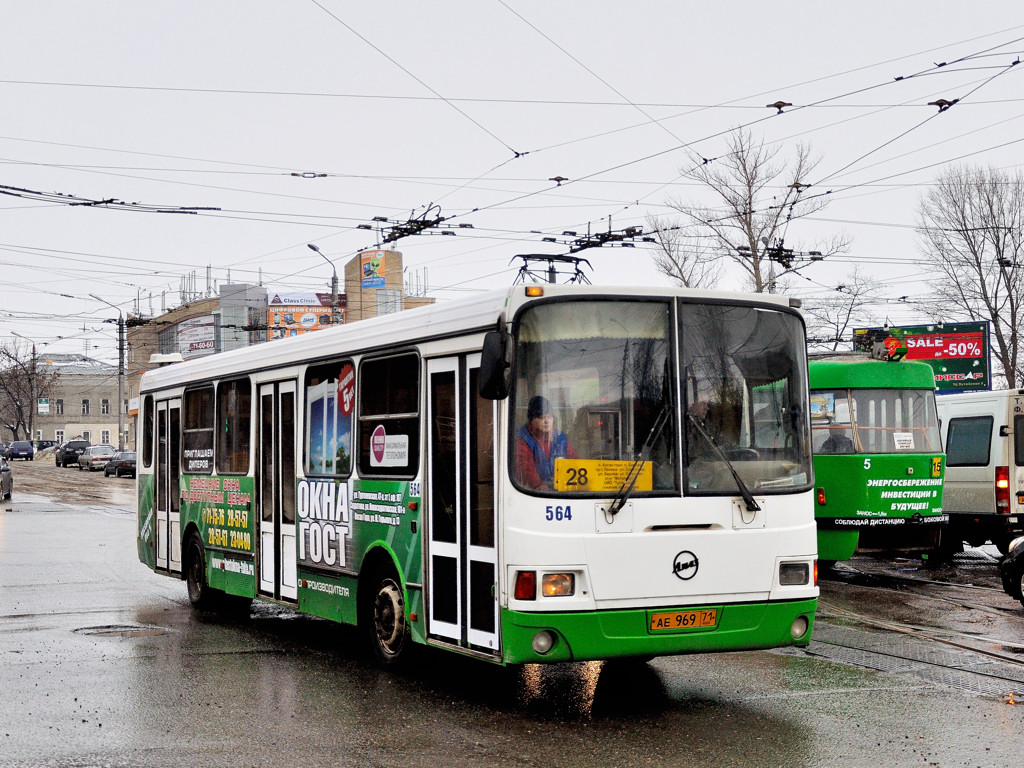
936,389,1024,553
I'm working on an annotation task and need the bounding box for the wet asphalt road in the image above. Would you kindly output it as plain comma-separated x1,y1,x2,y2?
1,457,1022,767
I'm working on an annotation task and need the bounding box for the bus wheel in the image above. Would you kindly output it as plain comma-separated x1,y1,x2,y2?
364,570,408,666
185,531,218,611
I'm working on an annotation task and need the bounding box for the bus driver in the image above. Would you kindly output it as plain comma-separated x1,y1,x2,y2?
515,395,577,490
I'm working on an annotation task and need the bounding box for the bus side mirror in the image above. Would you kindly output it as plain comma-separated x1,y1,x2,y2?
479,331,513,400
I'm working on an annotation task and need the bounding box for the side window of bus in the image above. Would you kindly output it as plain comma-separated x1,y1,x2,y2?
305,360,354,477
216,378,251,474
945,416,993,466
142,395,154,468
182,386,214,474
358,353,420,478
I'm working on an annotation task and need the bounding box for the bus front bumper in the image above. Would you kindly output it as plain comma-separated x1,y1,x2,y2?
500,598,817,664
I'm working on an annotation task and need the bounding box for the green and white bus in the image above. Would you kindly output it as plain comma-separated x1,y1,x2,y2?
137,284,818,666
809,355,946,563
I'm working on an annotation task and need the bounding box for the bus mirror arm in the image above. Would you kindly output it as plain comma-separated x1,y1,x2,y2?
479,330,514,400
999,425,1010,437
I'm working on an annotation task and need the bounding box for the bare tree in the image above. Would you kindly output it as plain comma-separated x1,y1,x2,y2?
664,127,848,292
645,214,720,289
918,165,1023,387
0,341,61,440
801,266,883,352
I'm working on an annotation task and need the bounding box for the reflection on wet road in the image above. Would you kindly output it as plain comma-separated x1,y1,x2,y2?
1,480,1023,767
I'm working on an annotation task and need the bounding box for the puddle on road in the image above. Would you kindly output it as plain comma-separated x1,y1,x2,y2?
74,624,170,638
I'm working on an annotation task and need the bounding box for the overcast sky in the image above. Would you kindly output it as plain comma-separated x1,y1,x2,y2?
3,2,1023,362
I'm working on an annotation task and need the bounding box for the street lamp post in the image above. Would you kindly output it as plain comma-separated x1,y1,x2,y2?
307,244,341,325
89,295,126,451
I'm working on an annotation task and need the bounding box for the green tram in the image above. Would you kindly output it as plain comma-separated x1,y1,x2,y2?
808,355,946,562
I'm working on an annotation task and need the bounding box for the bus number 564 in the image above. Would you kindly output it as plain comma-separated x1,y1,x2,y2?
545,506,572,521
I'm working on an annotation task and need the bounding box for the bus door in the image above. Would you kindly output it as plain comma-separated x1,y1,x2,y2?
425,355,499,653
155,398,181,574
257,381,298,601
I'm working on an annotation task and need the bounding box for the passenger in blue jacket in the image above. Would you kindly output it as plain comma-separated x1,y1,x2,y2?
515,395,577,490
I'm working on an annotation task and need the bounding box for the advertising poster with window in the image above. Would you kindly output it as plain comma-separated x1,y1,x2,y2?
268,292,340,339
296,476,422,621
853,321,991,393
360,250,385,288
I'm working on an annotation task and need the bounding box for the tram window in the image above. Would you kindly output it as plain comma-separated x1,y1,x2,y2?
142,395,154,468
810,390,854,453
182,386,214,474
945,416,993,467
851,388,942,453
216,378,251,474
358,353,420,478
304,360,354,477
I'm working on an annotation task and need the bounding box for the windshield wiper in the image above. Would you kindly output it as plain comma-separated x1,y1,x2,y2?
687,413,761,513
607,403,673,518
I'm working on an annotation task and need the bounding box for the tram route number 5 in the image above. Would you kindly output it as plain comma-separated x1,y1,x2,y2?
545,506,572,521
863,458,871,470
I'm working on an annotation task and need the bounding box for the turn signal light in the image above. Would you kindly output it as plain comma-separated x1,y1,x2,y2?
514,571,537,600
525,286,545,297
816,487,826,505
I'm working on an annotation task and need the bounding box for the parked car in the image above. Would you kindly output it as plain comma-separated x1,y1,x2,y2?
104,451,137,478
33,439,57,451
55,440,90,467
0,457,12,499
78,445,116,471
936,389,1024,554
6,441,35,461
1000,536,1024,608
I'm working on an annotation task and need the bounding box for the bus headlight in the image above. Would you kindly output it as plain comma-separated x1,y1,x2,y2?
541,573,575,597
791,616,810,640
779,562,810,586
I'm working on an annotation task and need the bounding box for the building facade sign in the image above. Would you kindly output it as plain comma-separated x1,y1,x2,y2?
267,292,338,339
177,315,217,360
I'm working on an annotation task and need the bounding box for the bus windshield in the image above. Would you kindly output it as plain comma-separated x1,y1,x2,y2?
811,387,942,454
511,299,811,496
680,302,810,495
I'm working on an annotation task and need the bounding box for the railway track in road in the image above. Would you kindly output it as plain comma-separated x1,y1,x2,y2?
811,558,1024,699
824,560,1019,619
809,602,1024,699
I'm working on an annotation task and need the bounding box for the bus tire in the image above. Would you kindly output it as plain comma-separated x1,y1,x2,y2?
362,568,408,667
185,531,220,611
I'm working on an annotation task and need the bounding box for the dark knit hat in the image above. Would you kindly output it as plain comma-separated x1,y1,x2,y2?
528,395,551,420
